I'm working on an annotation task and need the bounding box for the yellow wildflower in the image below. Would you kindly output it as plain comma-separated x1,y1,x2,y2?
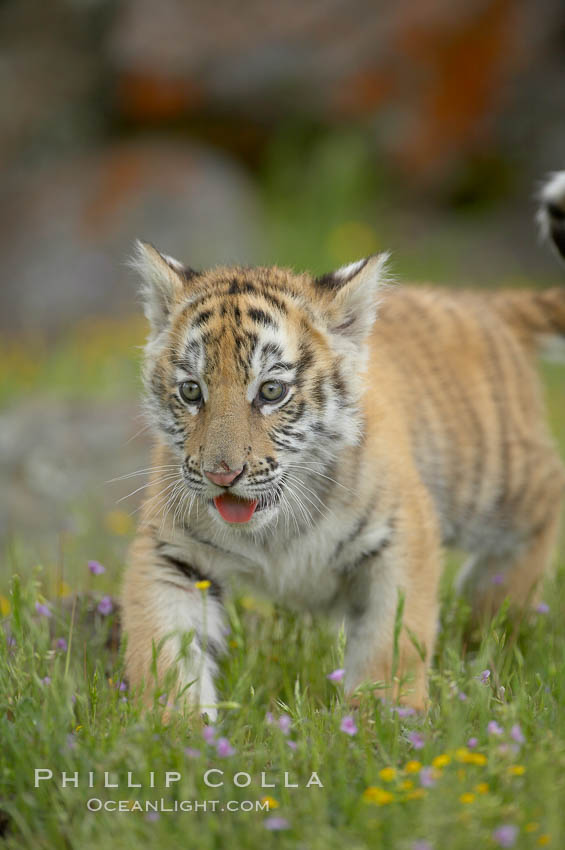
475,783,489,794
432,754,451,769
260,796,279,809
405,760,422,774
508,765,525,776
537,835,551,846
400,780,414,791
362,787,394,805
379,767,396,782
195,580,211,591
459,792,475,804
57,581,72,598
0,595,11,617
456,749,487,765
525,823,539,833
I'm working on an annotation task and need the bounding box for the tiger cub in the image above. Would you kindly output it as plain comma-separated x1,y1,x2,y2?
121,183,565,718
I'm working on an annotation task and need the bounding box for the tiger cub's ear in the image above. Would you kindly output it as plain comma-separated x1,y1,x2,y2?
315,254,389,343
130,240,198,335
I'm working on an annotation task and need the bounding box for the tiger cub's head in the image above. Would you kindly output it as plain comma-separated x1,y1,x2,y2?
134,242,388,531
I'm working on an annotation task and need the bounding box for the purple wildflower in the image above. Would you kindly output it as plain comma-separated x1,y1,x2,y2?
264,817,290,831
536,602,549,615
278,714,291,735
492,573,505,585
6,635,16,648
287,740,297,750
327,668,345,683
492,824,518,847
118,680,127,692
56,637,68,651
392,706,416,718
510,724,525,745
41,676,51,686
184,747,201,758
412,842,434,850
458,691,468,701
35,602,51,618
120,697,128,704
146,811,160,822
97,595,113,616
407,731,425,750
340,715,358,736
419,767,436,788
88,560,105,575
202,725,216,743
467,737,478,749
216,737,236,757
265,711,274,725
488,720,504,736
478,670,490,684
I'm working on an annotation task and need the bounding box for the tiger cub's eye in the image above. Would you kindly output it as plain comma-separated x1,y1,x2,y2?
259,380,286,403
179,381,202,403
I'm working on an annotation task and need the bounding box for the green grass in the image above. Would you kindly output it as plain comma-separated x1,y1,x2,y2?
1,550,565,848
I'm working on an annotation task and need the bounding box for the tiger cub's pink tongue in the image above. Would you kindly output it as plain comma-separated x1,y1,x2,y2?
214,493,258,523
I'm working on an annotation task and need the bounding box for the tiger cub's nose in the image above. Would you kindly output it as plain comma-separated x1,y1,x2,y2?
204,466,245,487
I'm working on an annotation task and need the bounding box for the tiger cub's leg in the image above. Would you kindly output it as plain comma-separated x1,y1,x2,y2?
456,497,563,623
121,534,226,721
456,447,564,621
343,488,442,712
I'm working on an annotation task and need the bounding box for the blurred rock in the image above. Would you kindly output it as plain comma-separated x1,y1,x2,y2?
109,0,565,181
0,398,150,544
0,0,112,164
0,139,263,332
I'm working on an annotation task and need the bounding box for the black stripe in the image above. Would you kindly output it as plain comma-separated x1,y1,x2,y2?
248,308,277,328
271,436,301,453
260,342,284,365
312,375,326,409
192,309,213,327
284,400,307,424
296,342,314,377
260,291,289,314
278,426,306,441
158,548,222,599
194,633,223,662
229,278,257,296
332,496,386,562
341,536,393,577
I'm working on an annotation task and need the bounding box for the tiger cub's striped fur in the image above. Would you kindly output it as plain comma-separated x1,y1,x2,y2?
122,215,565,717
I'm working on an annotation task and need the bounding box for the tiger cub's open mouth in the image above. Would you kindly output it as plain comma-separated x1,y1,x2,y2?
213,493,259,523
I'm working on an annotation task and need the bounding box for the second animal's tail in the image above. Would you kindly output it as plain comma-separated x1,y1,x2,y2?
538,171,565,262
